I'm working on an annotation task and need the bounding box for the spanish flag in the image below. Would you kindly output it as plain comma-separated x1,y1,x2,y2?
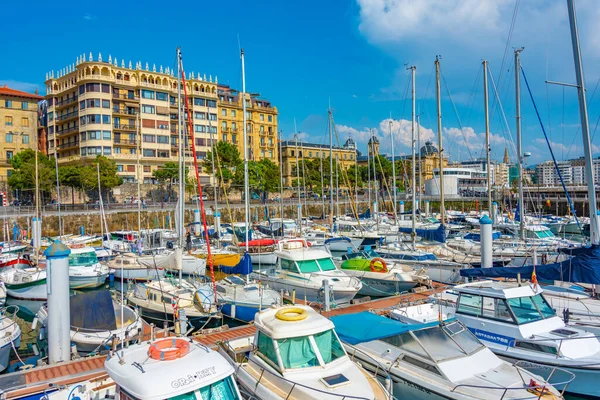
531,265,538,287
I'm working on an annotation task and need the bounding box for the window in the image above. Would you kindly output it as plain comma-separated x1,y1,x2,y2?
130,148,136,154
5,116,12,126
157,121,168,130
114,147,121,154
231,110,236,117
79,85,85,95
313,330,345,364
221,109,227,116
222,134,227,142
297,259,320,273
157,135,169,144
515,341,558,355
102,99,110,108
81,147,87,156
80,100,85,110
231,122,237,130
22,135,29,144
260,114,264,121
507,295,555,324
141,90,155,99
246,111,251,119
143,165,151,173
117,165,123,172
21,117,29,127
198,376,240,400
316,258,337,271
193,98,205,106
482,297,515,323
88,131,101,140
102,115,110,124
221,121,227,130
457,294,482,317
5,100,12,108
206,99,216,108
5,133,13,143
268,115,273,122
21,102,28,110
158,150,169,158
156,91,168,101
256,331,279,369
103,131,111,140
127,165,136,172
194,125,205,133
6,151,13,160
85,83,101,92
260,126,264,133
277,335,319,369
142,105,155,114
208,113,217,121
194,112,206,120
232,134,237,143
209,126,217,134
101,84,110,93
103,147,111,155
143,134,156,143
143,149,156,157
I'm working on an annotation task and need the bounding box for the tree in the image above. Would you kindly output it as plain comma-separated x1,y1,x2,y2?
8,149,56,202
93,156,123,191
153,161,189,200
203,141,241,187
59,163,83,205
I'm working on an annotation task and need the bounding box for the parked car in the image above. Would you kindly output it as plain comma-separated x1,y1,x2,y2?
190,194,208,202
123,196,140,204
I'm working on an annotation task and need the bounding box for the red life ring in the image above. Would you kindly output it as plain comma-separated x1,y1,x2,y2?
370,257,388,273
148,338,190,361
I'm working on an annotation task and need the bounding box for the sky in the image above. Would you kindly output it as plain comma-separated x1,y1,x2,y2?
2,0,600,165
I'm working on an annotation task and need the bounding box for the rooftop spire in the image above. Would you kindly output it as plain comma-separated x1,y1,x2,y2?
503,146,510,164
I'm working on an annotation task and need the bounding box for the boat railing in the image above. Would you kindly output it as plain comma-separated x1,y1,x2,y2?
1,305,19,328
502,332,600,361
306,271,363,289
450,360,574,399
219,340,391,399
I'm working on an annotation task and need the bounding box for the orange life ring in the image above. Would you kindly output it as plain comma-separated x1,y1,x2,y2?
148,338,190,361
370,257,388,273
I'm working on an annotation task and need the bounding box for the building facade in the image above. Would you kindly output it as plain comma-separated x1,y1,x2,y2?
217,85,278,162
280,139,356,187
0,85,42,187
534,158,600,187
44,53,223,184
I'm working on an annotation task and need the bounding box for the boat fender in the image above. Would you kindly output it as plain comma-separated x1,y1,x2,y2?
148,338,191,361
370,258,388,273
275,307,308,321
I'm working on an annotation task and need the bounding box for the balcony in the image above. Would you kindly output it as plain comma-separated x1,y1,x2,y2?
59,140,80,151
222,128,239,134
114,138,137,146
56,110,79,122
113,106,137,116
113,93,140,101
55,95,78,109
113,123,137,131
56,126,80,135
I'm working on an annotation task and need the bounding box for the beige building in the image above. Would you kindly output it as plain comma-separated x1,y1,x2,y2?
217,85,278,162
44,53,219,184
281,138,357,187
0,85,42,187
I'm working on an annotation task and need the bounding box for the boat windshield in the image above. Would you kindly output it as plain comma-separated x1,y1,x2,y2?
276,329,345,369
296,258,337,273
507,294,556,324
527,229,555,239
317,258,337,271
382,321,483,362
168,376,240,399
68,251,99,266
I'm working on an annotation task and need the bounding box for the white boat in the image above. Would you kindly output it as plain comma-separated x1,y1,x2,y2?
105,337,243,399
67,246,109,289
0,282,6,306
332,310,566,399
0,305,21,372
229,239,279,265
36,291,143,354
448,280,600,398
40,375,115,400
138,250,207,276
126,279,221,332
215,275,281,322
0,267,47,300
218,305,392,399
252,238,362,305
108,252,165,282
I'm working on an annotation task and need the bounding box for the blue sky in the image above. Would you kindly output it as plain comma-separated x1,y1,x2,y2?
2,0,600,164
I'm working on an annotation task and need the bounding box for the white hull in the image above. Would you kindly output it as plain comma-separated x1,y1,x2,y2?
112,267,164,281
254,273,359,304
250,252,278,265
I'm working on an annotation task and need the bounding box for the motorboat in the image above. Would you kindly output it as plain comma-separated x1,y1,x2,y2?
0,267,47,300
215,275,281,322
230,239,278,265
448,280,600,397
190,247,241,267
36,290,143,354
107,252,165,282
126,279,221,332
0,305,21,372
137,250,206,276
40,375,115,400
66,245,109,289
332,311,566,399
105,337,243,399
218,305,392,399
335,250,428,296
0,253,33,269
252,238,362,305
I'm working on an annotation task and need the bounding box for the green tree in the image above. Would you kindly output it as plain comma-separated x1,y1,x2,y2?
93,156,123,190
8,149,56,202
59,163,83,205
203,141,241,187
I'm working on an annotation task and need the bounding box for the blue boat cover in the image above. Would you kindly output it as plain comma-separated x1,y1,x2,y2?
70,290,116,331
464,231,502,242
398,224,447,243
460,245,600,284
220,251,252,275
330,312,441,345
357,208,371,219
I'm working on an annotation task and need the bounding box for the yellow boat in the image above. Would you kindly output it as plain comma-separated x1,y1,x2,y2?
193,251,240,267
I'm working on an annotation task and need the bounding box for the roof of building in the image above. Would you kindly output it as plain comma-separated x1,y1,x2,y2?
280,140,355,151
420,141,438,157
0,85,42,101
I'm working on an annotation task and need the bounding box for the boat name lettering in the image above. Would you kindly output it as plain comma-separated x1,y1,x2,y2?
171,366,216,388
469,328,515,347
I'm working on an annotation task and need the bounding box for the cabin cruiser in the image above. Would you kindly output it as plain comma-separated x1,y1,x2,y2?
335,250,429,296
0,305,21,372
252,238,362,305
0,267,47,300
218,305,392,399
215,275,281,322
36,290,142,354
105,337,242,399
332,311,566,399
376,242,466,284
265,218,299,237
126,279,221,331
447,281,600,398
66,246,109,289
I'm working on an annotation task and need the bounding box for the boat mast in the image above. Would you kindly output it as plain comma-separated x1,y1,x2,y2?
417,115,423,208
483,60,492,218
137,111,141,236
177,47,184,286
54,150,62,239
367,139,371,212
209,104,219,245
294,128,301,236
372,129,379,233
34,120,40,264
320,144,325,218
514,48,525,240
410,65,417,249
329,109,334,231
278,130,284,228
389,117,397,225
335,155,340,217
241,49,250,255
567,0,599,244
435,56,445,225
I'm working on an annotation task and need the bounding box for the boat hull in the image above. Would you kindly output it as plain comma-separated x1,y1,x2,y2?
69,274,108,289
135,306,221,331
5,281,47,301
221,303,263,323
249,252,278,265
356,277,416,297
112,268,164,282
0,336,20,372
256,276,358,304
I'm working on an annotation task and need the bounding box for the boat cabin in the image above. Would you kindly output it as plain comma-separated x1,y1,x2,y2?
68,246,99,267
